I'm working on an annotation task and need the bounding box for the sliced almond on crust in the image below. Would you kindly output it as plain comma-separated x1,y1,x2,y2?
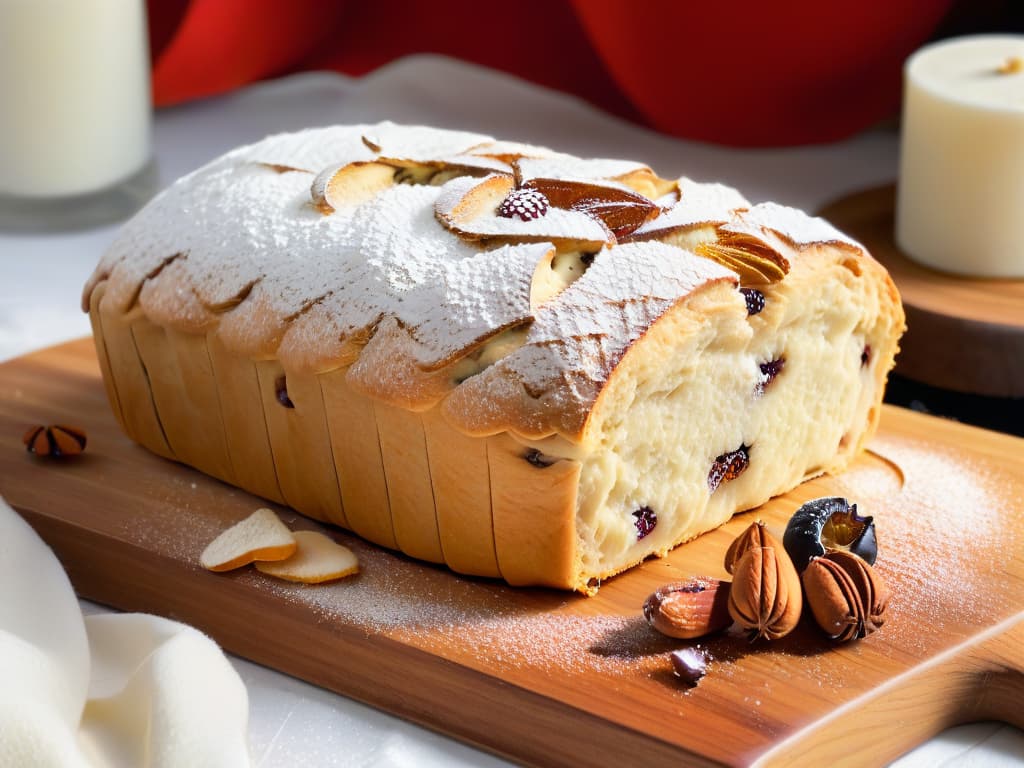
378,154,509,178
440,173,515,224
526,178,660,239
625,179,750,243
360,124,492,162
254,530,360,583
612,167,677,200
516,155,649,186
435,174,613,248
201,508,297,572
695,239,788,284
311,161,397,213
359,125,511,179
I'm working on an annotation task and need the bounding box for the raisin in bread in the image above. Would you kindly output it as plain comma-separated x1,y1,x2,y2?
82,123,904,593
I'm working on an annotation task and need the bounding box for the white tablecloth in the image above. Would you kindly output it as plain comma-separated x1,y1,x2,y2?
1,56,1020,767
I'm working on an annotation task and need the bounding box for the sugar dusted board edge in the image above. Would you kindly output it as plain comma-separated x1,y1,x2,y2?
1,338,1022,768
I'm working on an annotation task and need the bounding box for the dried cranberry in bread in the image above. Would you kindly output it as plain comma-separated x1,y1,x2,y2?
82,122,904,593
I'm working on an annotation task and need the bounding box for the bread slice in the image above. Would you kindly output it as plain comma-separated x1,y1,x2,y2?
83,123,904,593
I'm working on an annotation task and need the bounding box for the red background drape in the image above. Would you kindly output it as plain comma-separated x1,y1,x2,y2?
148,1,956,147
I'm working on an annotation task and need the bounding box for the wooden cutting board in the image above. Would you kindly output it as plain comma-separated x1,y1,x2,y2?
1,339,1022,768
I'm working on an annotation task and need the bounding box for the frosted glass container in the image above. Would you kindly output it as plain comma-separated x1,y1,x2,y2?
0,0,156,231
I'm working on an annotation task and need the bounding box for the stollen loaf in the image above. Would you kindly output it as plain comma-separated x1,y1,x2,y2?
83,123,904,593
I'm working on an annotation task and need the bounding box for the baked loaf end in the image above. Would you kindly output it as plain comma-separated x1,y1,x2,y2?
83,123,904,593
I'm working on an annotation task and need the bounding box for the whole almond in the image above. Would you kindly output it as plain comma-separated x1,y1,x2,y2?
643,578,732,640
727,545,802,641
803,551,889,642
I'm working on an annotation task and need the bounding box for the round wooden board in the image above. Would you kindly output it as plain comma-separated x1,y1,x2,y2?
818,184,1024,398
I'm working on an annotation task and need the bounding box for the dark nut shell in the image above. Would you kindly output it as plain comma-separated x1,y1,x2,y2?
643,578,732,640
783,497,877,573
669,647,710,687
802,550,889,642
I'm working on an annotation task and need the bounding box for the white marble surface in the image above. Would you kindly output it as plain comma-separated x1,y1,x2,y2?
1,56,1020,767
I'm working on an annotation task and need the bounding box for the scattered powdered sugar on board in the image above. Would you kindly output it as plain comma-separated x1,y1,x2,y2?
238,531,672,677
841,433,1018,653
828,449,905,507
116,474,234,560
112,480,668,679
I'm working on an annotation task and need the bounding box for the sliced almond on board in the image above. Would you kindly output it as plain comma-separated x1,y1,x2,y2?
254,530,360,584
201,508,297,572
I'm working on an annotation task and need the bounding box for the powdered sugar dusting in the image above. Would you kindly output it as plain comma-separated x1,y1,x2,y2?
517,155,648,182
837,433,1018,653
721,202,863,252
445,241,738,435
116,474,245,561
226,125,374,172
630,177,750,238
86,122,878,427
361,122,493,163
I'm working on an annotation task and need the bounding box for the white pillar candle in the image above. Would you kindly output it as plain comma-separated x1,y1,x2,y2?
897,35,1024,278
0,0,152,198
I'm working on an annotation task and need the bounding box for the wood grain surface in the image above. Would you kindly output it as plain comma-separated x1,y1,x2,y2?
818,185,1024,398
1,338,1022,768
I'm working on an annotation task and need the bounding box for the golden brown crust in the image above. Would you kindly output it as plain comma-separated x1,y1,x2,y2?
207,333,285,504
486,433,583,590
320,367,397,549
255,359,346,527
421,408,501,578
92,306,566,582
373,401,445,564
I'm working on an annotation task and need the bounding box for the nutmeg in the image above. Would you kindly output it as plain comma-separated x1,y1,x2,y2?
643,578,732,640
725,519,802,641
727,545,803,641
802,550,889,642
23,425,87,458
724,519,780,575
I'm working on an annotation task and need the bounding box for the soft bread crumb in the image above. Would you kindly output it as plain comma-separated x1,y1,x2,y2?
200,508,297,572
254,531,360,584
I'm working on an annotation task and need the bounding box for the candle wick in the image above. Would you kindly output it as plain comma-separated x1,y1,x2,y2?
997,56,1023,75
